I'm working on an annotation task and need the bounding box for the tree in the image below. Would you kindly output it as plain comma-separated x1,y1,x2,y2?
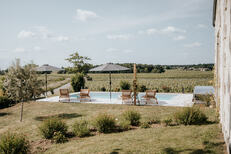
3,59,44,121
66,52,92,74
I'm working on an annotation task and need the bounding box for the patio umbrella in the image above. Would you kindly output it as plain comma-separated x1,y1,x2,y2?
89,63,129,100
133,63,137,105
36,64,64,97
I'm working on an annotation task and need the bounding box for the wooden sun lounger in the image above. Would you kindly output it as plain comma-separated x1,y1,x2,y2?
142,90,158,104
121,90,132,104
59,89,70,102
80,89,91,102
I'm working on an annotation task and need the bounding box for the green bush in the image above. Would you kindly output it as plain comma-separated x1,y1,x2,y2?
100,87,106,92
93,114,116,133
39,118,68,139
140,122,151,129
174,107,208,125
118,119,130,131
71,73,85,92
53,131,67,143
122,110,141,126
73,120,90,137
162,117,173,126
139,85,147,92
120,80,131,90
0,132,29,154
0,96,15,109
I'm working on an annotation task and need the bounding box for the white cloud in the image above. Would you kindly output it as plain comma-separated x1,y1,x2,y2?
55,36,70,42
106,34,131,40
106,48,119,52
33,46,41,51
173,35,186,41
17,26,70,42
75,9,99,21
14,48,26,53
123,49,134,53
138,26,186,36
138,28,157,35
197,24,206,28
161,26,186,33
34,26,53,39
184,42,201,48
17,30,35,39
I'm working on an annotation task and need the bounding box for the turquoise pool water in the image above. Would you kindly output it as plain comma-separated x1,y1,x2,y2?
70,92,177,101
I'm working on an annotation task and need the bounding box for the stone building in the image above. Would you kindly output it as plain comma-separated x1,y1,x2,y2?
213,0,231,152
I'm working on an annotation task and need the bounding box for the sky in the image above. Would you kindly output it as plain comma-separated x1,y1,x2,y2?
0,0,215,69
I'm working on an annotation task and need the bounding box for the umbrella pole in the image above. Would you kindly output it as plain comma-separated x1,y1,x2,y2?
133,63,137,105
45,73,47,97
109,72,111,100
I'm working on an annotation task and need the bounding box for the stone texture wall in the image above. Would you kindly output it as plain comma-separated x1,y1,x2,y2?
214,0,231,151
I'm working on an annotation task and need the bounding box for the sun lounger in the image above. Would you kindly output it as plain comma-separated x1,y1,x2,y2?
80,89,91,102
121,90,133,104
141,90,158,104
59,89,70,102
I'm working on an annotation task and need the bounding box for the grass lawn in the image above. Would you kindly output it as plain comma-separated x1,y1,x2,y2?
0,102,225,154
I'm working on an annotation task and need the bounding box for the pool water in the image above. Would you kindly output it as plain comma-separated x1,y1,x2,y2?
70,92,177,101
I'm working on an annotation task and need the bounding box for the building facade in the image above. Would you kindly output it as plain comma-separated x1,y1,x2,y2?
213,0,231,152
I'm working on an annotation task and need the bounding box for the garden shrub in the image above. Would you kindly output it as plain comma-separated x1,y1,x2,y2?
100,87,106,92
39,118,68,139
118,119,130,131
139,85,147,92
0,96,15,109
162,86,171,92
73,120,90,137
140,122,151,129
162,117,173,126
71,73,85,92
53,131,67,143
93,113,116,133
86,75,92,81
0,132,29,154
120,80,131,90
122,110,141,126
174,107,208,125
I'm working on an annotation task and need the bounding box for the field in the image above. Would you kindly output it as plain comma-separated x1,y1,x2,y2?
86,70,214,93
37,74,72,91
0,102,225,153
0,70,213,94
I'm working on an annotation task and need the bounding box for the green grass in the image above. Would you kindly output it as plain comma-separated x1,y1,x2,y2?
0,102,225,153
86,70,213,93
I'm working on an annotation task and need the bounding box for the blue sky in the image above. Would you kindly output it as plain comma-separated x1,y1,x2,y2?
0,0,214,69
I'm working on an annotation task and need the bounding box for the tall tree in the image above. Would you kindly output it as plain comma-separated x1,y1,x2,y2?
65,52,92,74
3,59,44,121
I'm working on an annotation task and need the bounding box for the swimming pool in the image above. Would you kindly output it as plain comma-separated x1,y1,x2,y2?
70,92,177,101
37,92,193,107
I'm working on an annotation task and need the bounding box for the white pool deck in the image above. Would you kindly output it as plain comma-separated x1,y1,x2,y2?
37,93,194,107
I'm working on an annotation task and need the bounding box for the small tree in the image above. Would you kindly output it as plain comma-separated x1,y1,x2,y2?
71,73,85,92
3,59,43,121
66,52,92,74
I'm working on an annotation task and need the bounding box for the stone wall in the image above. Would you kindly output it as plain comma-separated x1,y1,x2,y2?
214,0,231,152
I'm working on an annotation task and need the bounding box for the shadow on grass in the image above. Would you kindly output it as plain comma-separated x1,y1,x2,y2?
0,112,12,117
34,113,82,121
162,140,224,154
110,148,122,154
